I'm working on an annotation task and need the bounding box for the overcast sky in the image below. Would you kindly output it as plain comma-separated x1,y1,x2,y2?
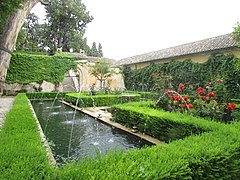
32,0,240,60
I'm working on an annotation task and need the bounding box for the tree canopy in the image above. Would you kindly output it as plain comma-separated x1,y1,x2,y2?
44,0,93,52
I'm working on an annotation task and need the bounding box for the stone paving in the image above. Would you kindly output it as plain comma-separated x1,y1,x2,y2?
0,96,15,129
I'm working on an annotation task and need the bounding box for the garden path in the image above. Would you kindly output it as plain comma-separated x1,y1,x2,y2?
0,96,15,129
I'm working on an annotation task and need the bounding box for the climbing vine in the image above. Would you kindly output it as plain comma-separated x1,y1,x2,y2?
6,52,77,84
122,54,240,98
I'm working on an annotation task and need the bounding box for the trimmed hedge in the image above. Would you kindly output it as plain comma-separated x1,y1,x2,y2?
0,93,54,179
110,101,223,142
27,92,69,100
65,93,141,107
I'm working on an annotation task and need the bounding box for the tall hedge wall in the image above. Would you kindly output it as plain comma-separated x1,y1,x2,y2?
123,54,240,98
6,52,77,84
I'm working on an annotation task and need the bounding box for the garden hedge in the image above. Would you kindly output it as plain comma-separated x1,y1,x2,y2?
27,92,69,100
0,93,54,179
65,93,141,107
2,93,240,179
6,52,77,84
110,101,223,142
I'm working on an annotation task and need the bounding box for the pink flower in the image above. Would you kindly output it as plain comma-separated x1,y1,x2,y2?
216,79,223,83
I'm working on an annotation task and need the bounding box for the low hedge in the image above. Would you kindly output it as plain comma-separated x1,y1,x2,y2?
27,92,69,100
0,93,54,179
110,101,223,142
65,93,141,107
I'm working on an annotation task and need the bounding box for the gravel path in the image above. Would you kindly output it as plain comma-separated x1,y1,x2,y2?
0,97,15,129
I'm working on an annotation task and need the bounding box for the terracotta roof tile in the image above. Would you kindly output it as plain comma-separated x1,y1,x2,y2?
115,33,237,66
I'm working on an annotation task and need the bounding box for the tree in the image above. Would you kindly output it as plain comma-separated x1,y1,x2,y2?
90,59,114,90
90,42,98,57
98,43,103,57
0,0,40,83
68,32,91,54
16,13,44,51
44,0,93,52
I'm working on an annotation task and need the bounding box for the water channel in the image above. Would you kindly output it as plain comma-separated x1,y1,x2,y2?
31,100,152,165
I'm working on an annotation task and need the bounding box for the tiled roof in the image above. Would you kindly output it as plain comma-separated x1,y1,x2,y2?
115,33,238,66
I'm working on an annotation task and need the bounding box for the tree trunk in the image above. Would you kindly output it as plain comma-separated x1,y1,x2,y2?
0,0,40,84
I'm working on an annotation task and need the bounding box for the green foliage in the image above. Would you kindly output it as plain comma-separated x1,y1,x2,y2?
16,13,44,52
0,0,23,33
90,42,98,57
123,54,240,98
98,43,103,57
0,93,54,179
6,52,77,84
27,92,69,99
65,93,141,107
111,101,222,142
44,0,93,52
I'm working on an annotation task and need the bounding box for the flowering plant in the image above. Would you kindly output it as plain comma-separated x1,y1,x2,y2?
155,80,238,123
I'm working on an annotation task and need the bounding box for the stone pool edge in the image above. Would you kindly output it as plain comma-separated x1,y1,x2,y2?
28,99,57,166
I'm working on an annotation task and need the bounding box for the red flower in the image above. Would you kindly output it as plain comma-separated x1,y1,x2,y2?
202,96,209,101
188,104,194,108
227,103,236,110
178,83,185,89
182,103,194,109
176,96,182,103
208,92,216,98
182,103,187,108
183,95,188,102
172,95,177,101
197,87,205,96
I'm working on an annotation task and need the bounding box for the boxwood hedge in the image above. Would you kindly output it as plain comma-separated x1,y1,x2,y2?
110,101,223,142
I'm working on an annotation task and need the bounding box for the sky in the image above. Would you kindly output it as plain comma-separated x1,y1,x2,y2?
31,0,240,60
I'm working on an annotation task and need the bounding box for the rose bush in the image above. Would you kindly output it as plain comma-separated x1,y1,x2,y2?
155,80,238,123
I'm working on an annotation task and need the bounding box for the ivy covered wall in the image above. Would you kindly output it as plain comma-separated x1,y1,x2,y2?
6,52,77,84
123,54,240,98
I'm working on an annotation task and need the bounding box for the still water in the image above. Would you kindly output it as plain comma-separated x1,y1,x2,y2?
31,100,152,165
